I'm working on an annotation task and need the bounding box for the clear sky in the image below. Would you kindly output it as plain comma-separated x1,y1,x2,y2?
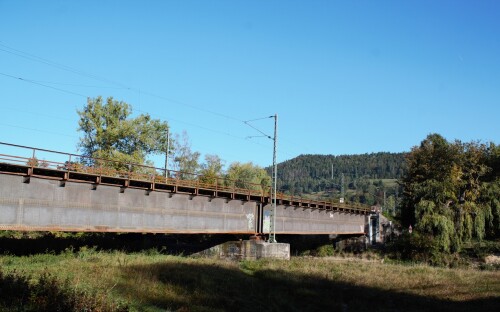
1,1,499,168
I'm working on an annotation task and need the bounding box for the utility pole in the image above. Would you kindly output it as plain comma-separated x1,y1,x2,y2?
243,114,278,243
164,128,170,178
269,114,278,243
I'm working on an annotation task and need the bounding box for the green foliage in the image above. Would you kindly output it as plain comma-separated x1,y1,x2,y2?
225,162,271,192
199,154,225,185
400,134,500,260
417,214,458,253
315,244,335,257
77,96,168,170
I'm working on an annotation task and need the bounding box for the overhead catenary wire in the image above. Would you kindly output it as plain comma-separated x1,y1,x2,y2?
0,42,242,123
0,123,78,139
22,79,128,89
0,44,130,89
0,106,75,122
0,71,274,153
0,72,88,98
0,43,305,165
0,70,300,164
243,115,274,140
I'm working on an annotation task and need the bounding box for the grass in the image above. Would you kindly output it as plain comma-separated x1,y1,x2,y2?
1,250,499,312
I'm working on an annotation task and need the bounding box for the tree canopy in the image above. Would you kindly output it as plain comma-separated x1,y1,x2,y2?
77,96,169,170
225,162,271,193
400,134,500,254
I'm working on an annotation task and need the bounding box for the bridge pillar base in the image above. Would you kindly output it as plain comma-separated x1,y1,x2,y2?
194,240,290,261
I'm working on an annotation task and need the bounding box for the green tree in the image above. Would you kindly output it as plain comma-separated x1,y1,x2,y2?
77,96,168,171
225,162,271,193
400,134,499,256
199,154,225,185
385,195,396,216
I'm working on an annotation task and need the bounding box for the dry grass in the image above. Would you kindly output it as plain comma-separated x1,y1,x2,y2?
1,250,499,312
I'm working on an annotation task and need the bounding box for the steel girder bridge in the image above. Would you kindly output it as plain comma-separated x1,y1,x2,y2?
0,142,369,237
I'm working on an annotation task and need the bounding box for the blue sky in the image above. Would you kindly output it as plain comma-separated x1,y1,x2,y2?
1,1,499,168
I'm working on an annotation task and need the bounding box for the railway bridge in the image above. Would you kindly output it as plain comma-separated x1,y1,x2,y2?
0,143,372,242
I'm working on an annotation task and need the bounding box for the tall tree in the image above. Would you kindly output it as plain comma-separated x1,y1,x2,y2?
171,131,200,180
77,96,169,171
400,133,499,254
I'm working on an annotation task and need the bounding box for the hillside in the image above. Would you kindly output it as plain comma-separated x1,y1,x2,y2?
268,152,407,207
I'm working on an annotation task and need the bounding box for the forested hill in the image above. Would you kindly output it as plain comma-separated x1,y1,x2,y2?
270,152,407,195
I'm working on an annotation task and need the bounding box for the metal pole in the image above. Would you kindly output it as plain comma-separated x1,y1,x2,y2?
165,128,170,178
269,114,278,243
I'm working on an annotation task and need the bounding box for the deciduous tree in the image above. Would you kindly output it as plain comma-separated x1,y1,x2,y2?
225,162,271,193
400,133,500,256
77,96,168,171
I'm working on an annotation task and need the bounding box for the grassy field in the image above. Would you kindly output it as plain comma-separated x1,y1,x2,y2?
1,249,499,312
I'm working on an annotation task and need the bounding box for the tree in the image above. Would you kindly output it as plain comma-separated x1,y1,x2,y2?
199,154,225,185
225,162,271,193
400,134,499,256
171,131,200,180
77,96,168,171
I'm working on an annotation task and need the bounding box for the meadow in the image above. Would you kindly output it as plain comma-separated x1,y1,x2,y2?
1,248,499,312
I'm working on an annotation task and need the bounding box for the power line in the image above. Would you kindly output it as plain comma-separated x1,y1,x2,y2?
0,72,88,98
0,71,250,145
0,123,78,138
0,43,305,164
24,79,128,89
0,106,75,122
138,90,243,123
0,42,242,123
0,44,129,89
1,69,299,163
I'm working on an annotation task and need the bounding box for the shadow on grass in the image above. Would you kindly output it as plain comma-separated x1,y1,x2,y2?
0,233,248,256
118,262,500,312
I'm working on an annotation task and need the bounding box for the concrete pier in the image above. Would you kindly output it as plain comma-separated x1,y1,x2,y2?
194,240,290,260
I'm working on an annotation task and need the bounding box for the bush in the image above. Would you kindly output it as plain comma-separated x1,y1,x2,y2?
315,244,335,257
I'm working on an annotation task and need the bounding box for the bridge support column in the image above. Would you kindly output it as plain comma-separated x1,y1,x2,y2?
194,240,290,260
